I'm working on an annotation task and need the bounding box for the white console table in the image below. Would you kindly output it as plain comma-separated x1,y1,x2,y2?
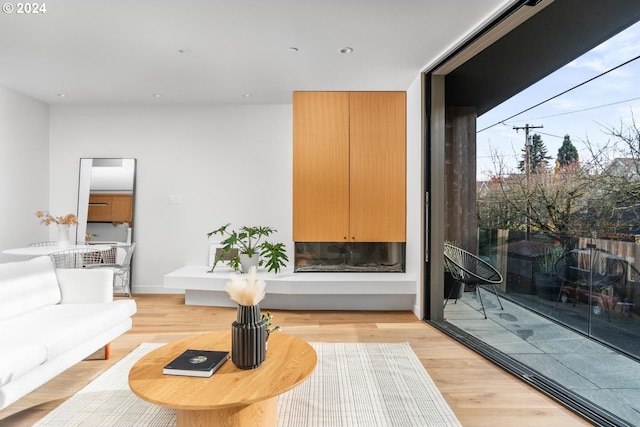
164,266,417,310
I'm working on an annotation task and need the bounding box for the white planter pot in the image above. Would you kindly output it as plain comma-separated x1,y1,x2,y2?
239,253,259,273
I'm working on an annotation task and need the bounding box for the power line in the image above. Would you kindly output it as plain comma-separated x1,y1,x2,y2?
477,154,520,159
536,130,565,139
488,120,608,142
523,96,640,121
477,53,640,133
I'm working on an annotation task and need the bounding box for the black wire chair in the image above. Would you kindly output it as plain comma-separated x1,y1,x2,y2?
444,243,504,319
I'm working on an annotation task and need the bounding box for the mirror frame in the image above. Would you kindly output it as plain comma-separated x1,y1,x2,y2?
76,158,137,244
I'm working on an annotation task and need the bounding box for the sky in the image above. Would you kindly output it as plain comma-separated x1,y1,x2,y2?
476,20,640,180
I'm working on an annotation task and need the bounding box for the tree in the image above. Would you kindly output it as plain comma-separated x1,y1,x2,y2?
518,134,551,173
581,114,640,237
477,164,593,238
556,134,579,167
479,115,640,240
477,176,522,230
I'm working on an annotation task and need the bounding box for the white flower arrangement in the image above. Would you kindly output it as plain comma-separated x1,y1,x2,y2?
225,266,266,306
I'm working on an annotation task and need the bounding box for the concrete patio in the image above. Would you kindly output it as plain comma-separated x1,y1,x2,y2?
445,289,640,426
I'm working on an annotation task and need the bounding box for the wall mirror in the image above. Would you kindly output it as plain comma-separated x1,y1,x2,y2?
76,158,136,244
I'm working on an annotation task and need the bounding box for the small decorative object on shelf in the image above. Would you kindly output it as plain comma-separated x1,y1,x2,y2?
207,223,289,273
226,267,267,369
35,210,78,248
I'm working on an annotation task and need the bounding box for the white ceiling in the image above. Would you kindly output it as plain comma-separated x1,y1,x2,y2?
0,0,513,105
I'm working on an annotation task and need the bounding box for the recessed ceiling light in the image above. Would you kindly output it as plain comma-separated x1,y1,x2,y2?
243,93,252,98
339,47,354,54
153,93,162,98
57,93,67,98
177,48,192,54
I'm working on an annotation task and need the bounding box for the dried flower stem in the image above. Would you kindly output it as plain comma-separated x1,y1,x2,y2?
35,210,78,225
225,266,266,306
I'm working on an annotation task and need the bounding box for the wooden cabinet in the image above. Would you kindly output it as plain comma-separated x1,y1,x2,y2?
293,91,406,242
293,92,350,242
88,193,133,223
87,195,112,222
110,195,133,222
349,92,406,241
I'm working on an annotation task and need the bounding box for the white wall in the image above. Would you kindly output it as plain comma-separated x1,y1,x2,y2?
48,105,293,292
2,86,425,313
405,75,424,318
0,87,49,262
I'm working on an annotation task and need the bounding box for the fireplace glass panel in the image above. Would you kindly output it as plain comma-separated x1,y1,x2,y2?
294,242,405,272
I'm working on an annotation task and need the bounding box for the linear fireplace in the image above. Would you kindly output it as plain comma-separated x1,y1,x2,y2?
294,242,405,272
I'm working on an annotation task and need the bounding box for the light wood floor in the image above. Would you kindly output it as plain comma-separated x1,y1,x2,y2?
0,294,591,427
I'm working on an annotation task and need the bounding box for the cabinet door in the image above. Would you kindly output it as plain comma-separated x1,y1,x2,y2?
349,92,406,242
293,92,350,241
88,195,112,222
111,195,133,223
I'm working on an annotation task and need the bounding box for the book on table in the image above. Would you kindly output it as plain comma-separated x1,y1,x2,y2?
163,349,230,377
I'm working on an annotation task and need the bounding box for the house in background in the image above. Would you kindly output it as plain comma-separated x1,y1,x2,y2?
605,158,640,178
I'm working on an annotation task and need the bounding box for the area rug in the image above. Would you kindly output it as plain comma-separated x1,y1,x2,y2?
34,342,461,427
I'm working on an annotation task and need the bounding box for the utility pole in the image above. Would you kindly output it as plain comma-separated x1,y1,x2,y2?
513,123,543,240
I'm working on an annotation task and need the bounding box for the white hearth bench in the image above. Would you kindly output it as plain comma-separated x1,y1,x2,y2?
0,256,137,410
164,266,417,310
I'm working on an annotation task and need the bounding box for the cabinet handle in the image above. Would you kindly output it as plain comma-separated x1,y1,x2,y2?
89,203,109,207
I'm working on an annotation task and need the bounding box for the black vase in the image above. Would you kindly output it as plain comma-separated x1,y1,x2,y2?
231,304,267,369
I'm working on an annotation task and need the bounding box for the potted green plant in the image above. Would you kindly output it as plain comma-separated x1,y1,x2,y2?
534,244,565,300
207,223,289,273
261,311,281,341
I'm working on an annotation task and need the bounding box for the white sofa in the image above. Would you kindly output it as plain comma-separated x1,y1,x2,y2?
0,256,137,410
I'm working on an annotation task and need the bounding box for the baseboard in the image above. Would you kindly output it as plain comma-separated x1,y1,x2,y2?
132,286,184,294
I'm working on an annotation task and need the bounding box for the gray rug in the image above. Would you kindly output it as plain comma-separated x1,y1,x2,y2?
34,342,461,427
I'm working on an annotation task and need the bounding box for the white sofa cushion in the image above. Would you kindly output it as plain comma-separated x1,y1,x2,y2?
55,268,114,303
0,343,47,387
0,256,61,320
0,300,136,361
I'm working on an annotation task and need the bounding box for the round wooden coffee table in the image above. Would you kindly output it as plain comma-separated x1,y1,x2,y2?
128,331,316,427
